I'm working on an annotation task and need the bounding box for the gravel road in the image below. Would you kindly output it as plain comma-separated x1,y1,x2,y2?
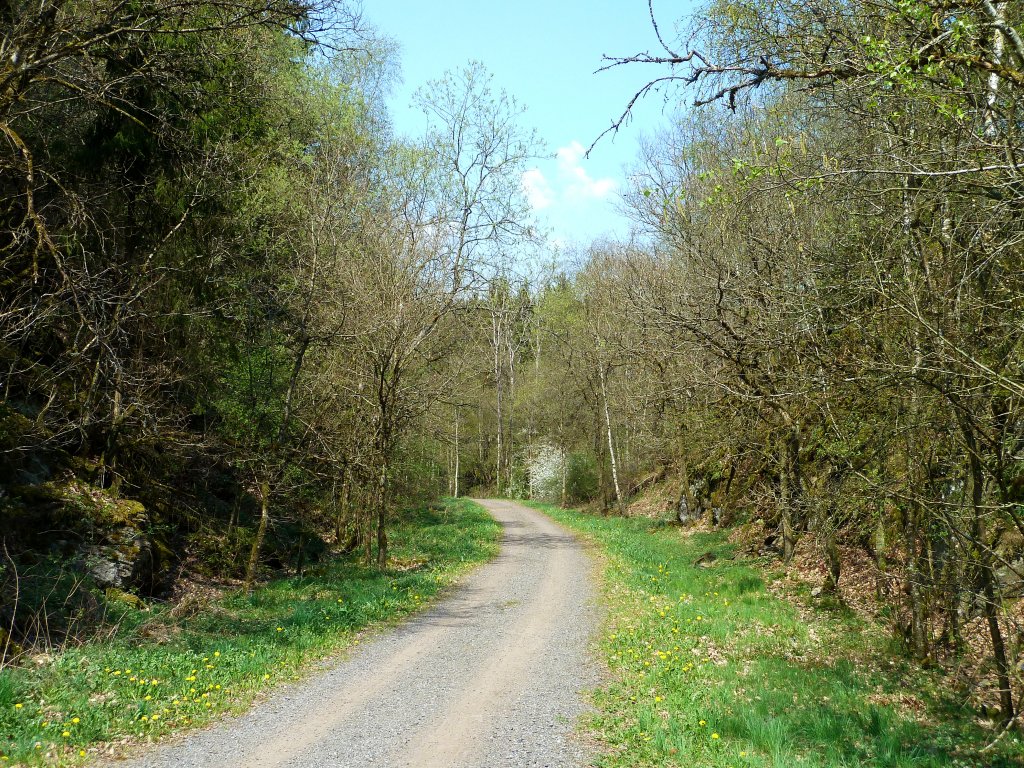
110,499,600,768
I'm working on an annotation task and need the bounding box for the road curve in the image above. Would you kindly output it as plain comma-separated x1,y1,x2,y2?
111,499,600,768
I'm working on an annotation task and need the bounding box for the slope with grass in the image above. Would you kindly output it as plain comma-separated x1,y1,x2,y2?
529,503,1023,768
0,499,501,766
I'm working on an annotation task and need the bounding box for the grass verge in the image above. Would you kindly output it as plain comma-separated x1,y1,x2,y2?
0,498,500,766
528,502,1022,768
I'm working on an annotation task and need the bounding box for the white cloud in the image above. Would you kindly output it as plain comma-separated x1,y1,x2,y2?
519,140,623,244
521,167,553,210
555,140,617,201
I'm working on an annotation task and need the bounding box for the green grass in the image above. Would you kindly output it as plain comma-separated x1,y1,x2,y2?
0,498,501,766
528,503,1023,768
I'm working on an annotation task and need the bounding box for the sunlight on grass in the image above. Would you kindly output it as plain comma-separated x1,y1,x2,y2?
0,499,500,766
529,503,1022,768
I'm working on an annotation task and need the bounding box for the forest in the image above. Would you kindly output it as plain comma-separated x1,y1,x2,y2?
1,0,1023,746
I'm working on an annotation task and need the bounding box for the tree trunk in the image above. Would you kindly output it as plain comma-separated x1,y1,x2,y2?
453,406,460,498
984,2,1006,140
598,363,624,514
962,417,1015,723
506,335,516,492
905,501,929,661
560,446,568,507
779,446,795,562
678,448,697,525
245,480,270,593
376,464,388,568
494,315,504,495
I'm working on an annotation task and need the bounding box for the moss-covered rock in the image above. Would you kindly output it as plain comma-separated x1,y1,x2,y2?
104,587,146,609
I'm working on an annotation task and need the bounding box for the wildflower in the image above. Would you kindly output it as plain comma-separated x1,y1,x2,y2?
712,733,720,740
71,717,80,724
654,696,663,703
699,719,706,726
13,704,22,710
213,651,220,657
79,750,87,757
276,627,283,632
62,731,71,738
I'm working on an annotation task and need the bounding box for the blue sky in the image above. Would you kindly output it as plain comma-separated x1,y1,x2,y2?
363,1,697,247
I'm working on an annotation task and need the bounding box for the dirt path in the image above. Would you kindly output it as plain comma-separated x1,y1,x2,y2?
112,500,600,768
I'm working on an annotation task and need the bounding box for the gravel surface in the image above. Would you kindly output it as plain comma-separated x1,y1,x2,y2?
108,500,600,768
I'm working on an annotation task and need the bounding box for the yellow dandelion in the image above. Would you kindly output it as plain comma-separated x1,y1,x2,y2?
62,731,71,738
712,733,720,740
79,750,87,757
13,703,22,710
71,717,80,724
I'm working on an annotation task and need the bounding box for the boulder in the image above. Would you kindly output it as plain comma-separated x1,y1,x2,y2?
81,525,154,591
